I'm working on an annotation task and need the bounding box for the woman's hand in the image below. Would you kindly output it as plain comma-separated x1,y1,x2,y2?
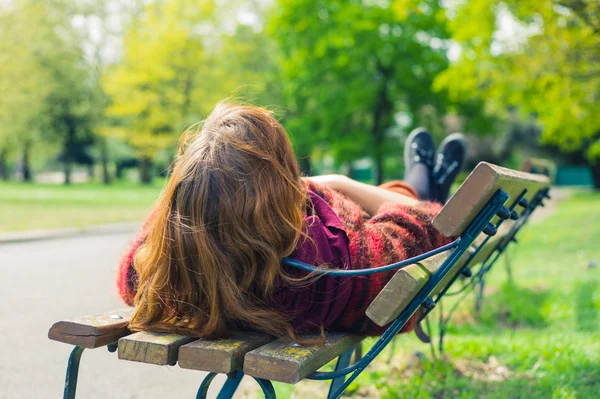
303,174,349,192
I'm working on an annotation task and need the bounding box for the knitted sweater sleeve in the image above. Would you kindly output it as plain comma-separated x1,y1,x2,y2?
116,213,154,306
306,181,451,335
342,201,450,334
116,233,143,306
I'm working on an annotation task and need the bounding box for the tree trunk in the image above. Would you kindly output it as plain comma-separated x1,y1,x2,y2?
22,142,32,182
87,163,94,180
139,157,152,184
373,142,384,185
115,161,123,179
0,148,7,181
63,121,77,185
590,161,600,190
298,155,312,176
371,64,393,185
100,138,110,184
63,157,72,185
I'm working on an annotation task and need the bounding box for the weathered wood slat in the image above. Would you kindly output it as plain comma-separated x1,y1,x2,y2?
367,221,516,327
433,162,549,237
48,308,134,348
365,264,430,327
118,331,195,365
244,333,363,384
178,332,274,373
422,250,467,296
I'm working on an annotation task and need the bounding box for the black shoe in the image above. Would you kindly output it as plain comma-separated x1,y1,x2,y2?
432,133,468,203
404,128,435,175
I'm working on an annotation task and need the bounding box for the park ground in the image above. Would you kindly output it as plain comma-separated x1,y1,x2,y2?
0,181,162,232
0,183,598,398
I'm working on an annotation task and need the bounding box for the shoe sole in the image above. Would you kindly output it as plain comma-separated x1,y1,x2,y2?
437,132,469,173
404,127,435,173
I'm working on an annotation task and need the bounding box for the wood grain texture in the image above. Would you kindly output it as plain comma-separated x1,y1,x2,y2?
48,308,134,348
365,264,430,327
178,332,273,373
118,331,195,365
366,231,511,327
433,162,550,237
243,333,363,383
427,220,514,295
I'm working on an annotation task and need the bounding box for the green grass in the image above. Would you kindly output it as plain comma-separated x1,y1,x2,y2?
2,183,598,397
272,191,600,398
0,181,163,232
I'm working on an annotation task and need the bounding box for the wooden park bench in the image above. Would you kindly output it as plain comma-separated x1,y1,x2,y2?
48,162,550,399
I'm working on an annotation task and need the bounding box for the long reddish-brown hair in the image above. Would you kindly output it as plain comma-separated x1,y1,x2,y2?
129,103,310,339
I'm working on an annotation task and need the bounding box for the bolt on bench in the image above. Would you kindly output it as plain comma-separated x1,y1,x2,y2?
48,162,550,399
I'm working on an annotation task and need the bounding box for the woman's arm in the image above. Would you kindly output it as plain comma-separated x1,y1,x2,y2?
307,175,419,214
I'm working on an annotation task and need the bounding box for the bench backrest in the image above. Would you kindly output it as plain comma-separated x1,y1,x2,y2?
366,162,550,326
433,162,549,237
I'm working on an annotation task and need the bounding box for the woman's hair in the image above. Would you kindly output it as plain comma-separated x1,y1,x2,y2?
129,102,308,339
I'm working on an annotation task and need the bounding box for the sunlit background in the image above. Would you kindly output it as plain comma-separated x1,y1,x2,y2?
0,1,599,398
1,0,599,191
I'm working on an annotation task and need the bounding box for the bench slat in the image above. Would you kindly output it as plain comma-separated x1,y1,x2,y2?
365,264,430,327
244,333,363,384
118,331,195,365
422,221,514,294
433,162,549,237
178,332,274,374
48,308,134,348
422,250,466,296
367,219,518,326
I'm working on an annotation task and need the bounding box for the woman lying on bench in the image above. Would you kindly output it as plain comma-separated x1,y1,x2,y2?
116,102,467,342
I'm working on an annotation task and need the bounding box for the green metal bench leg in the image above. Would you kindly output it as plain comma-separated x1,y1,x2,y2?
197,370,274,399
475,275,486,315
327,348,354,399
63,346,85,399
252,377,276,399
354,343,363,362
197,371,243,399
197,372,217,399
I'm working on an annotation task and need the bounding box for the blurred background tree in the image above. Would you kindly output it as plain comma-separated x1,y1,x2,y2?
436,0,600,187
271,0,452,182
0,0,597,188
102,0,216,184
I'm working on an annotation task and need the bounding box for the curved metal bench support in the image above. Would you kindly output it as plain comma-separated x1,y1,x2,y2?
197,370,276,399
299,189,511,398
327,347,355,399
63,346,85,399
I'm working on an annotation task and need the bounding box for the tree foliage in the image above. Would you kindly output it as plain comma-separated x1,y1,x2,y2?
436,0,600,185
4,0,596,186
0,0,99,182
270,0,453,182
102,0,278,182
103,1,215,166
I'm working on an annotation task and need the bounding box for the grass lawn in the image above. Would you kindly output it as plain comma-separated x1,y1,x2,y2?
2,182,598,397
0,181,163,232
272,190,600,399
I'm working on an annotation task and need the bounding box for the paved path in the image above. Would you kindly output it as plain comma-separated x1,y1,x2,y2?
0,233,230,399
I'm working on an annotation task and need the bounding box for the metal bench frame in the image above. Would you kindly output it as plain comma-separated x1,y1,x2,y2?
58,185,550,399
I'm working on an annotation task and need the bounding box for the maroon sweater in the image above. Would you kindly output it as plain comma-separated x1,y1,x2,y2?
116,181,449,335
